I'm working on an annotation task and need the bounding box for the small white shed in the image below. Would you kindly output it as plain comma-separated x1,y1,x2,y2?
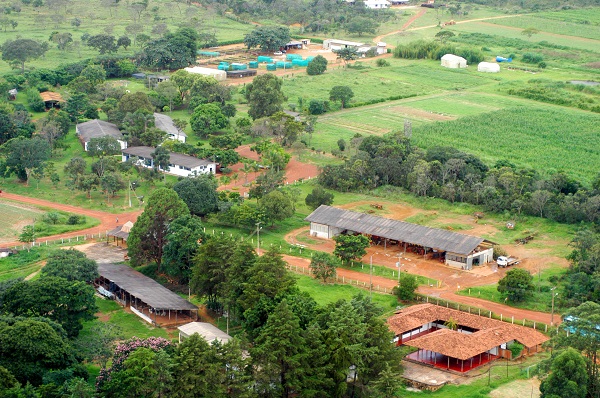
183,66,227,82
477,62,500,73
441,54,467,69
177,322,232,344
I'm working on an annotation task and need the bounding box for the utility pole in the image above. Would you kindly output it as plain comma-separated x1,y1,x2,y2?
551,287,558,326
128,178,132,208
397,252,402,284
256,222,262,255
369,255,373,300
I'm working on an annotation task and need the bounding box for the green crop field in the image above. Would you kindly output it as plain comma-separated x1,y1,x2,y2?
538,8,600,25
0,0,253,74
283,59,496,106
486,13,600,40
412,106,600,184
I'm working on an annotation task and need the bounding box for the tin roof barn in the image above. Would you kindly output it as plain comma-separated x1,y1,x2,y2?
305,205,494,269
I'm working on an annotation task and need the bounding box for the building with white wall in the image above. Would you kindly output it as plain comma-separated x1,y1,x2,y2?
121,146,216,177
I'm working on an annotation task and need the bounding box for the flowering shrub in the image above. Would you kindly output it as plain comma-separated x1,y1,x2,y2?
96,336,173,391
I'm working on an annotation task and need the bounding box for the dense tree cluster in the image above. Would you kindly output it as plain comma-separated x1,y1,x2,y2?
319,132,600,226
0,250,99,392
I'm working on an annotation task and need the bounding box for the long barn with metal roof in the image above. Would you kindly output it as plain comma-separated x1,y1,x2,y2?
305,205,494,269
96,263,198,325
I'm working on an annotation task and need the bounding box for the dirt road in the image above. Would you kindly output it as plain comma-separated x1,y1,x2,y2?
283,253,556,325
374,8,428,46
0,192,142,247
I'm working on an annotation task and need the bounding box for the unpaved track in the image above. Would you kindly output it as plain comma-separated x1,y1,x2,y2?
0,192,142,247
283,254,556,325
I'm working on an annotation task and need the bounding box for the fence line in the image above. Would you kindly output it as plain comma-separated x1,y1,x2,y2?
8,231,110,252
286,263,391,294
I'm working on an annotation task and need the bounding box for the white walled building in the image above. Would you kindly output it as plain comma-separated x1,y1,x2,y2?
121,146,216,177
154,113,187,143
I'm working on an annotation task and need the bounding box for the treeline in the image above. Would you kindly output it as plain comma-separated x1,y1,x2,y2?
0,250,102,395
393,40,485,64
209,0,395,34
319,132,600,225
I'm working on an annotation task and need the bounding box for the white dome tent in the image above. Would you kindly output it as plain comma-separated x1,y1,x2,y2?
477,62,500,73
441,54,467,69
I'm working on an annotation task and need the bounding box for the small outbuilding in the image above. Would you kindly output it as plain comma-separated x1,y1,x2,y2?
477,62,500,73
154,113,186,143
39,91,64,109
177,322,232,344
441,54,467,69
184,66,227,82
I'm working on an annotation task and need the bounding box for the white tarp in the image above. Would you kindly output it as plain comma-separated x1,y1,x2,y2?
441,54,467,69
478,62,500,73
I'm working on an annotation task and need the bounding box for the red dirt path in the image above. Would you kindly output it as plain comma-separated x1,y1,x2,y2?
0,192,142,247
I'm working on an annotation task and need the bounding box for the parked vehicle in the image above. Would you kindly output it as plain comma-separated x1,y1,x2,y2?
497,256,519,267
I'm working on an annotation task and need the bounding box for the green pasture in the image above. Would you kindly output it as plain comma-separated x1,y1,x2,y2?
294,274,398,311
283,59,496,106
412,106,600,184
447,21,600,52
85,298,171,340
457,266,566,313
486,13,600,40
0,247,45,281
538,8,600,25
0,201,44,241
0,0,253,74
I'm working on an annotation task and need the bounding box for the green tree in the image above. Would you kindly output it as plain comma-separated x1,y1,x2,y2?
101,347,173,398
18,225,35,245
251,299,308,397
239,247,295,314
171,334,223,398
117,35,131,50
65,92,93,122
118,92,154,116
0,318,76,386
335,47,358,66
306,55,328,75
305,185,334,210
49,31,73,51
540,348,588,398
63,157,87,189
329,86,354,109
435,30,455,43
151,146,170,172
162,215,205,283
127,188,190,269
249,169,286,199
41,249,98,283
80,63,106,86
2,276,98,338
5,137,51,185
345,16,379,36
0,38,48,72
245,73,285,120
333,234,370,264
173,174,219,217
190,103,229,138
86,34,117,54
260,190,295,227
310,252,339,283
393,273,419,301
243,26,290,52
100,172,125,199
497,268,534,302
87,136,121,158
521,27,540,38
209,133,242,150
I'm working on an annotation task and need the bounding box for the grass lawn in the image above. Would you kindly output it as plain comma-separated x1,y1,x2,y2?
294,274,398,312
457,266,566,313
0,247,45,281
89,297,172,340
486,13,600,41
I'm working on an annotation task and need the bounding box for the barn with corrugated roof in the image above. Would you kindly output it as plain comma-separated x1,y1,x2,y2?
305,205,494,269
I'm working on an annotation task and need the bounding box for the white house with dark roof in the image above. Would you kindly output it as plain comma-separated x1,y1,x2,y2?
76,120,127,151
121,146,216,177
154,113,187,143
